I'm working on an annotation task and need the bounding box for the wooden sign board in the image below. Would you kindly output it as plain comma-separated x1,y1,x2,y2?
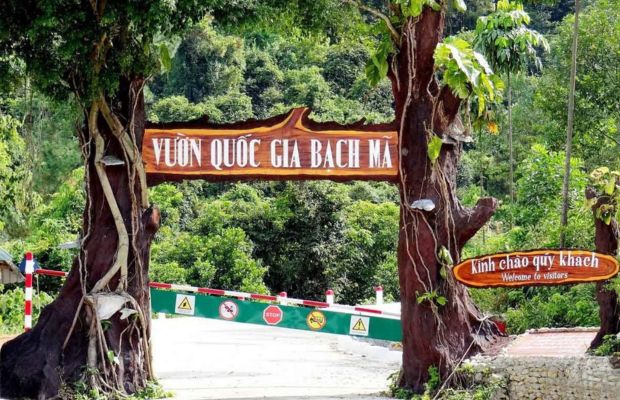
453,250,619,288
143,108,398,183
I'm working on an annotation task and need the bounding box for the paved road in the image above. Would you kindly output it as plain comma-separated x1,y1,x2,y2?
152,317,401,400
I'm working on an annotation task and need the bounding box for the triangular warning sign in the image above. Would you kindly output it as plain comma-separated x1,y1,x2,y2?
352,318,366,332
178,297,192,310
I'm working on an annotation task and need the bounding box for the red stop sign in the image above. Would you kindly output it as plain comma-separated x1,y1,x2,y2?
263,305,283,325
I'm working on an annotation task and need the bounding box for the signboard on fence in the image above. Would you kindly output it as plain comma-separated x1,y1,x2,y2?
150,288,402,342
453,250,620,288
143,108,398,183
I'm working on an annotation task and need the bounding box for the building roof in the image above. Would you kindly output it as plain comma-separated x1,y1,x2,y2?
0,248,13,265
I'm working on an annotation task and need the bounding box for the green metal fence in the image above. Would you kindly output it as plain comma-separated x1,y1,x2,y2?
150,288,402,342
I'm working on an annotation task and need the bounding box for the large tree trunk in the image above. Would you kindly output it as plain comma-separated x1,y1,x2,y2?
587,188,620,348
0,78,159,399
390,10,501,392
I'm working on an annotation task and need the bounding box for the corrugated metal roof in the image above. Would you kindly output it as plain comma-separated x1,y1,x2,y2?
0,248,13,264
0,248,23,284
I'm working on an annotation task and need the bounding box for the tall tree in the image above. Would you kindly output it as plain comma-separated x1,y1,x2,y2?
352,0,505,391
586,167,620,348
560,0,579,247
473,0,548,212
0,1,220,398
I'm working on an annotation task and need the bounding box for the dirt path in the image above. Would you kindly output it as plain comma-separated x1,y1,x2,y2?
151,317,401,400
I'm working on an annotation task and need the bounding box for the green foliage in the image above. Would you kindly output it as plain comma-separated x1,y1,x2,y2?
514,144,587,228
0,0,219,102
434,36,504,116
588,167,619,225
2,90,82,195
323,44,369,95
0,114,36,237
62,379,172,400
2,168,84,293
327,200,399,303
150,184,269,294
365,33,394,87
394,0,442,19
592,334,620,357
441,362,506,400
148,96,209,123
427,135,443,164
203,92,254,123
153,17,246,103
416,290,448,307
0,285,53,334
504,285,600,334
533,0,620,169
474,0,549,74
244,46,285,118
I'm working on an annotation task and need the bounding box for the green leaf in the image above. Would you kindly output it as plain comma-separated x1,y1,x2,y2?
159,44,172,73
453,0,467,13
583,197,597,210
427,0,441,12
438,245,453,266
427,135,443,163
365,61,382,86
604,179,615,195
409,0,424,17
436,296,447,306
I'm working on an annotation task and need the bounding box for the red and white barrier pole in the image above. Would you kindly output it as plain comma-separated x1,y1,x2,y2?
148,281,401,318
24,252,34,331
325,289,334,305
375,286,384,305
277,291,288,306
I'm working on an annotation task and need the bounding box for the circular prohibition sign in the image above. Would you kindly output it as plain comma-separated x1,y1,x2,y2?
219,300,239,320
306,310,327,330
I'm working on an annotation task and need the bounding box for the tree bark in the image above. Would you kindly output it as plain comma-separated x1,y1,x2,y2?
587,188,620,349
389,9,501,392
0,78,159,399
507,71,514,228
560,0,580,248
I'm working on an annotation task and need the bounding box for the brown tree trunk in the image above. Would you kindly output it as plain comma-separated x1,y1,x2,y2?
587,188,620,349
390,10,501,392
0,78,159,399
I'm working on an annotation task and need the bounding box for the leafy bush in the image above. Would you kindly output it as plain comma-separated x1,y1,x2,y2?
503,285,600,334
592,334,620,357
0,285,53,334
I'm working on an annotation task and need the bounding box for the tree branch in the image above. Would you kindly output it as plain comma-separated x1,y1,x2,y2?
434,85,463,133
455,197,498,248
343,0,400,43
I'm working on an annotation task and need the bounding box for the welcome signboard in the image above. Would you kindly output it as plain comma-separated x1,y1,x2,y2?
143,108,398,183
453,250,619,288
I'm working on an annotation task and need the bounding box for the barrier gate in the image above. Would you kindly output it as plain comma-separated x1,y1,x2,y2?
150,287,401,342
19,253,402,341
